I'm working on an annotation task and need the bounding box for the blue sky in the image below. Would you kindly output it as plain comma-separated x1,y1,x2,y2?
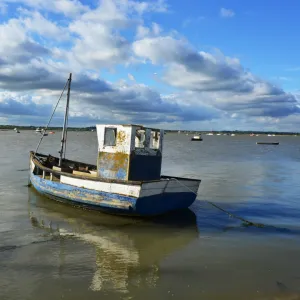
0,0,299,131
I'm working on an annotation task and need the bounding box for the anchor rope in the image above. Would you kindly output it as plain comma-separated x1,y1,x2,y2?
171,177,284,230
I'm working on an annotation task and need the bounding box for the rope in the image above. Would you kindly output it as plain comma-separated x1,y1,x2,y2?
171,177,281,229
34,79,69,155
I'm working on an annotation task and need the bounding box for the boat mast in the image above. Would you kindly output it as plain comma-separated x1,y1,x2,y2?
59,73,72,167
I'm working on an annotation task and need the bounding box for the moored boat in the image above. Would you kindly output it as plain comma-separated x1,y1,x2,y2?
28,74,201,217
191,135,202,141
256,142,279,145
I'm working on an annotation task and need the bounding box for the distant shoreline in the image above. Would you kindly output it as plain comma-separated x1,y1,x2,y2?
0,126,94,132
0,125,298,135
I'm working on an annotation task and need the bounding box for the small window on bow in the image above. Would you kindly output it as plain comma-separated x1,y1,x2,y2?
104,127,117,146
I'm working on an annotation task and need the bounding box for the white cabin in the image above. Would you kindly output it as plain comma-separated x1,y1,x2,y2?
96,124,164,181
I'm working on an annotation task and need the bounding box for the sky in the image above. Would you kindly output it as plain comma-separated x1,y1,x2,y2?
0,0,300,131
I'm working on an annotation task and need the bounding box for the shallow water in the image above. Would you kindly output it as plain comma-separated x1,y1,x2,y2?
1,131,300,300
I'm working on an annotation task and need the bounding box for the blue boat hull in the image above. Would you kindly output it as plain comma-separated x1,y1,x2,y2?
30,174,197,216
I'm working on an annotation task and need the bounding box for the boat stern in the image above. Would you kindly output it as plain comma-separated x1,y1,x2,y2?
134,176,200,216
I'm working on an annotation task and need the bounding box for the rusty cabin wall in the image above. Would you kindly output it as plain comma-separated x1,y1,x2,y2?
96,125,132,181
97,152,130,180
96,125,164,182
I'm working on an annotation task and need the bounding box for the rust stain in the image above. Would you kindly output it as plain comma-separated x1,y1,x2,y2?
116,130,126,145
98,152,128,171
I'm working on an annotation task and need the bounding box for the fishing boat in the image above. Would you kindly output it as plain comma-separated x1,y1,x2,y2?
256,142,279,145
28,73,201,217
191,134,202,141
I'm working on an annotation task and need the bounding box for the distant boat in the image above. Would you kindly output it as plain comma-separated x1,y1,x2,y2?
206,133,213,136
231,133,235,136
36,127,48,136
191,135,202,141
14,128,20,133
256,142,279,145
216,133,221,136
49,131,55,134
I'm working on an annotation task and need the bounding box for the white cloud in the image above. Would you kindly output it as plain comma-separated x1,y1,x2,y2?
128,73,135,81
53,0,89,17
3,0,89,17
136,25,150,39
132,36,300,118
0,19,50,65
21,10,69,40
0,0,299,131
220,8,235,18
69,20,130,69
152,22,161,35
136,22,161,39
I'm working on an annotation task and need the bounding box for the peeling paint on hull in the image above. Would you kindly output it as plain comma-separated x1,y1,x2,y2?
30,174,197,216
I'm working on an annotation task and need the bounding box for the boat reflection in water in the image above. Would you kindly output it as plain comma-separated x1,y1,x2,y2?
28,188,198,294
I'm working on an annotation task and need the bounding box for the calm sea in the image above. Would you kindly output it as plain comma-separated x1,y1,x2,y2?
1,131,300,300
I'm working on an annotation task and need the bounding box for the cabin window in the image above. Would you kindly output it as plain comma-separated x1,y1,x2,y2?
135,130,145,148
150,131,160,149
104,127,117,146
